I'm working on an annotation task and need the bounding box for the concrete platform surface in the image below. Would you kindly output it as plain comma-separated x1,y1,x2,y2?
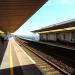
0,37,44,75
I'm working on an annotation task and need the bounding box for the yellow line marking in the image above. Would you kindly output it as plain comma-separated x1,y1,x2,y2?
10,42,14,75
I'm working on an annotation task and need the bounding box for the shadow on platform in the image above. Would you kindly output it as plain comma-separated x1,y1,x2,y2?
0,64,44,75
0,40,8,65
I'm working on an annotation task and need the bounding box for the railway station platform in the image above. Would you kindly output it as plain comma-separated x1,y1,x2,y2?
0,37,44,75
0,37,75,75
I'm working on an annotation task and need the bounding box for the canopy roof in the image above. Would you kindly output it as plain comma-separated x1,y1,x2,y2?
32,19,75,33
0,0,47,33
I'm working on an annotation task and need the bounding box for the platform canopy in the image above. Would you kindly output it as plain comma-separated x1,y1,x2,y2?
0,0,47,33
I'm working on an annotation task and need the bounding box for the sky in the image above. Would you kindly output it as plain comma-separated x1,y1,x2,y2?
14,0,75,36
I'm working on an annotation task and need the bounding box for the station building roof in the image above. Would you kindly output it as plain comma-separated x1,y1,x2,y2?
32,19,75,34
0,0,47,33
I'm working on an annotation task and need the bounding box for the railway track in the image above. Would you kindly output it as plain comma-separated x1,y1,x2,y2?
15,38,73,75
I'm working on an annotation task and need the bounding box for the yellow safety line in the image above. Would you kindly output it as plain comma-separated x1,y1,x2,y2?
10,42,14,75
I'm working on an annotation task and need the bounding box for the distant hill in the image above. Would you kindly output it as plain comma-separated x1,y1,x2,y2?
16,35,39,41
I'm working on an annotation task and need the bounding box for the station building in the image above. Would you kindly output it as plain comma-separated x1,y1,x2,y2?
32,19,75,43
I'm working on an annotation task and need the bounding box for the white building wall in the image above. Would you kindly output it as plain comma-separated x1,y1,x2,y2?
56,32,72,41
40,31,72,42
71,32,75,41
59,33,65,40
48,33,56,41
65,32,72,41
